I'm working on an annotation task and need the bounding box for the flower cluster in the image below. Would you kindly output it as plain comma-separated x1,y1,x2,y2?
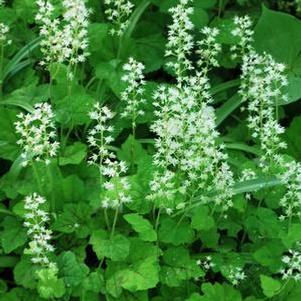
87,103,115,167
197,27,221,71
231,15,254,58
240,169,256,182
280,248,301,281
279,161,301,220
104,0,134,36
23,193,56,268
228,266,246,286
121,58,146,132
165,0,194,83
61,0,91,66
15,102,59,167
36,0,90,75
88,104,132,209
0,22,11,46
149,83,234,212
239,51,288,170
147,170,179,214
102,176,132,209
196,256,215,272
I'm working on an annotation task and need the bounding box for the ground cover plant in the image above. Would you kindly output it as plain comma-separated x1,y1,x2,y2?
1,0,301,300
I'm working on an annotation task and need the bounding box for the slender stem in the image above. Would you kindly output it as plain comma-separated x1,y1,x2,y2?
104,209,111,231
46,165,55,212
130,123,136,172
218,0,223,17
32,162,43,194
110,208,119,239
155,208,161,234
61,123,73,150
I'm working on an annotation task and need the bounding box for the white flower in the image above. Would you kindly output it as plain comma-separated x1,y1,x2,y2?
104,0,134,36
149,83,234,212
197,26,221,71
23,193,55,268
279,161,301,219
14,102,59,166
239,50,288,170
0,22,11,45
101,176,132,209
87,103,115,166
228,266,246,286
121,57,146,131
231,15,254,58
165,0,194,83
197,256,215,271
36,0,91,69
280,249,301,281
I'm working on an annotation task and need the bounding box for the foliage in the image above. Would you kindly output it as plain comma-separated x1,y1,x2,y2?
0,0,301,300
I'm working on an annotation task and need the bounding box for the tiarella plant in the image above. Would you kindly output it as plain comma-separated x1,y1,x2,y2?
14,102,59,167
1,0,301,300
121,57,146,137
23,193,55,268
104,0,134,36
36,0,90,79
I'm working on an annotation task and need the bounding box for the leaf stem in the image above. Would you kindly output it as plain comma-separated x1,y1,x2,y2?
32,162,43,195
110,208,119,239
104,208,111,231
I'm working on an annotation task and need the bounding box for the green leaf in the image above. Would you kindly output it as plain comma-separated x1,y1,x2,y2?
186,293,202,301
52,202,92,238
117,135,148,165
120,256,159,292
159,217,194,246
124,213,157,241
191,7,208,29
280,75,301,105
280,224,301,248
161,246,204,287
82,271,105,293
131,33,166,72
216,95,241,126
55,89,95,126
254,7,301,66
58,251,89,290
190,206,215,231
124,0,151,39
199,282,242,301
59,142,87,166
90,231,130,261
232,177,283,195
1,216,27,254
36,267,66,299
0,109,19,161
2,37,41,83
0,256,18,268
284,116,301,160
13,257,37,289
260,275,282,298
253,241,284,272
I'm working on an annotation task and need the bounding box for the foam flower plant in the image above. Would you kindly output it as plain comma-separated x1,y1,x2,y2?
104,0,134,36
36,0,91,78
121,57,146,136
165,0,194,84
23,193,56,268
14,102,59,167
